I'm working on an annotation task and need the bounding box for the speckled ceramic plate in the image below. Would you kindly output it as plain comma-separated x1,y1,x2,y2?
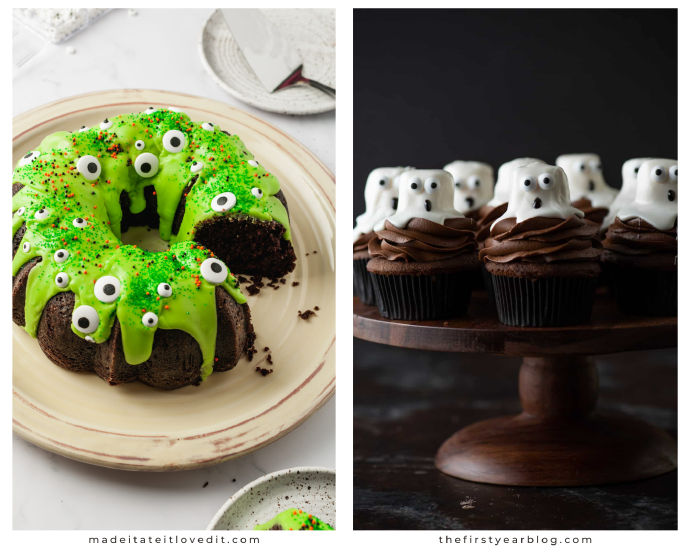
12,89,336,471
207,467,335,530
199,9,336,115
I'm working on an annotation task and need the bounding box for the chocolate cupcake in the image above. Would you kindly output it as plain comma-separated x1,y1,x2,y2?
353,167,413,304
367,169,479,320
602,159,677,316
443,160,494,221
480,162,602,327
556,153,618,227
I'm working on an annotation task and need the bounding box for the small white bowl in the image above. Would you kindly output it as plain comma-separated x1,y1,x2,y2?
206,467,336,530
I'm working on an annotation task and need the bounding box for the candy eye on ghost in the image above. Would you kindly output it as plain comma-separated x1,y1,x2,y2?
424,178,440,194
211,192,237,212
135,153,159,178
163,130,186,153
520,175,536,193
35,208,50,220
669,165,678,182
73,217,88,229
467,176,481,189
408,177,423,194
76,155,102,181
538,173,555,190
650,166,668,183
135,140,145,150
251,188,263,199
19,151,41,167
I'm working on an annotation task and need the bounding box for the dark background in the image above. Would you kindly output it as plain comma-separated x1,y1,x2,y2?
353,8,678,223
353,8,677,530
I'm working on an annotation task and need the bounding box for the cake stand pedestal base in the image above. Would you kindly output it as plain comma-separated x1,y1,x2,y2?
435,356,677,486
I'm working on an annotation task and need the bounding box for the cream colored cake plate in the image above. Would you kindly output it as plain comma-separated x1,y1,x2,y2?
12,89,336,471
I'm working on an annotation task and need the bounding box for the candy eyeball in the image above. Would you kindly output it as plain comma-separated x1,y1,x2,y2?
135,140,145,150
190,161,204,174
157,282,172,297
19,151,41,167
22,242,31,253
251,187,264,199
72,305,99,334
248,159,260,168
408,177,423,194
15,207,26,217
467,176,481,189
55,272,69,288
650,166,668,183
94,276,122,303
73,217,88,229
78,126,90,133
211,192,237,212
669,165,678,182
100,118,113,131
142,312,159,327
144,107,157,114
202,122,215,132
590,161,603,172
424,177,441,194
77,155,102,181
163,130,186,153
538,173,555,190
54,249,70,263
201,258,228,284
520,175,537,193
35,208,50,220
135,153,160,178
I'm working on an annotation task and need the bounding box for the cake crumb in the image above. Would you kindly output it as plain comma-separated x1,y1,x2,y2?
292,282,300,287
298,310,316,320
203,482,208,488
255,366,273,376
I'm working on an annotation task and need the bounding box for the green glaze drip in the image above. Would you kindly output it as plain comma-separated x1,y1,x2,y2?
10,109,285,382
253,509,334,531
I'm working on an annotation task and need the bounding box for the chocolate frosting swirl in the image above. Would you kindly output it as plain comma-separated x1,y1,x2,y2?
602,217,677,255
475,203,508,244
354,231,375,254
572,198,608,226
480,216,602,264
369,218,477,263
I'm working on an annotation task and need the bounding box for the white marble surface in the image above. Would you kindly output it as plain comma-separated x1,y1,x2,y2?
12,8,335,531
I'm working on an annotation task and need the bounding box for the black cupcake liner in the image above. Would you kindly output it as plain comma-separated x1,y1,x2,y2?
490,274,597,327
369,272,473,320
353,258,376,305
605,265,677,317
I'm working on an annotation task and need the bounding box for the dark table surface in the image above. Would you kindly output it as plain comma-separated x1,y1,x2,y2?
353,340,677,530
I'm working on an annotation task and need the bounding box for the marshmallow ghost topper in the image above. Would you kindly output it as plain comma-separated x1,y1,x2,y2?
601,158,651,230
556,153,618,207
354,166,413,240
617,159,678,231
488,158,544,207
491,162,584,230
376,169,463,231
443,161,494,214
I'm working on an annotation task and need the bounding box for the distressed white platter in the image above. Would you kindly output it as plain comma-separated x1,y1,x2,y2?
12,89,336,471
199,9,336,115
207,467,336,530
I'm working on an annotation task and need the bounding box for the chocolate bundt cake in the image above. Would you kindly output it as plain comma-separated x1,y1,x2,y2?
12,108,297,390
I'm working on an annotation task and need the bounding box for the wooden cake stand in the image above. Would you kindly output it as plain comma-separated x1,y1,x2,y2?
353,291,677,487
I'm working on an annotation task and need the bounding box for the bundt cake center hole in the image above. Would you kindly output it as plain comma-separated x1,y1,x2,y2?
119,226,169,253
